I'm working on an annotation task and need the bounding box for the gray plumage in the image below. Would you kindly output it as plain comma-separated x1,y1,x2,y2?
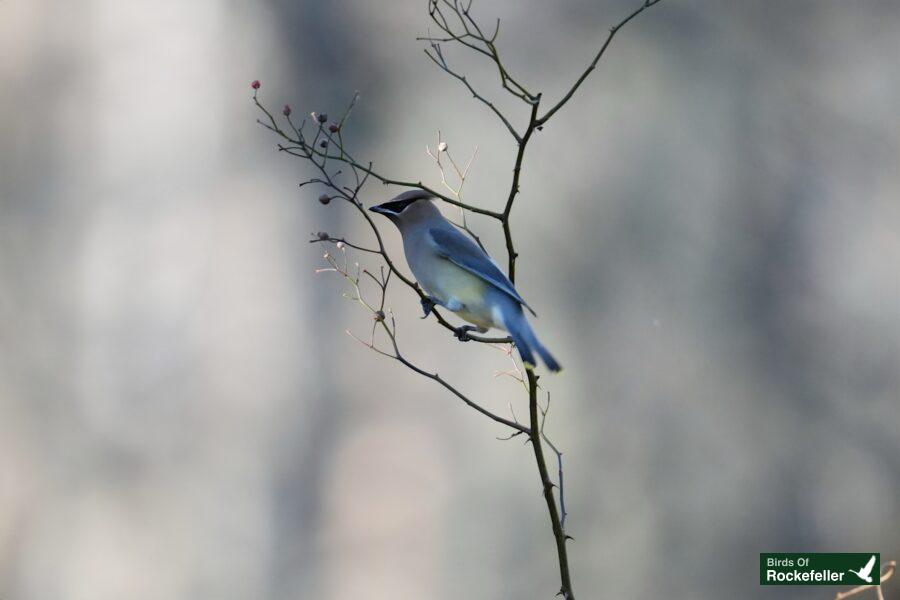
370,191,561,371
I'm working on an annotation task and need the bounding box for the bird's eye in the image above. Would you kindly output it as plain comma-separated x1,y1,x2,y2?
382,199,415,213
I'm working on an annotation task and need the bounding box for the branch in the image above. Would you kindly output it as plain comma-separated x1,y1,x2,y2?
310,234,379,255
421,0,665,281
319,243,528,434
387,325,529,433
540,391,569,532
501,96,540,281
425,132,488,252
255,91,511,343
255,1,665,597
255,94,501,219
424,43,522,142
421,0,537,104
527,369,574,599
536,0,663,127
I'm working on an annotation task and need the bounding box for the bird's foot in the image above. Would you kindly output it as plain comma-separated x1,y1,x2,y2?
454,325,479,342
420,296,437,319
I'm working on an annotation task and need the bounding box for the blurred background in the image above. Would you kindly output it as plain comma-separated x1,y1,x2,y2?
1,1,898,598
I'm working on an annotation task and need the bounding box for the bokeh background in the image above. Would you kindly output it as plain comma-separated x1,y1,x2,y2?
2,1,899,598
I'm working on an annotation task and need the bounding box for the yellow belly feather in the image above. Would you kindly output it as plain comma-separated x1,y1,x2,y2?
423,260,496,329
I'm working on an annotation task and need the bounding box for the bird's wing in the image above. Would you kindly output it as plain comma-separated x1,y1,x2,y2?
862,555,876,576
428,227,536,315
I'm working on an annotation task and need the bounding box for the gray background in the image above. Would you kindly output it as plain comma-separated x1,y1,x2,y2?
1,1,898,599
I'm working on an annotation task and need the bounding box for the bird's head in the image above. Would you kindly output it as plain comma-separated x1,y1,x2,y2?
369,190,439,227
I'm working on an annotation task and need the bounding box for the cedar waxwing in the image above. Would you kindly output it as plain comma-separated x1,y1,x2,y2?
370,190,562,372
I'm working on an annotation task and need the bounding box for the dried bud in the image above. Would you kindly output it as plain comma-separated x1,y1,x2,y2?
335,241,345,250
317,113,328,123
374,310,386,322
316,231,329,240
318,193,331,205
437,141,448,152
319,139,328,148
328,123,339,133
282,104,292,116
251,80,261,90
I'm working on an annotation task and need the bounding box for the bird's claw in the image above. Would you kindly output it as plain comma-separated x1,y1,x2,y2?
420,297,436,319
454,325,477,342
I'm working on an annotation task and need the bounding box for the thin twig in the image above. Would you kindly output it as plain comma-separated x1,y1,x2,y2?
256,2,665,598
527,369,574,599
425,132,487,251
319,243,528,433
540,391,569,533
423,44,522,142
536,0,663,127
257,92,512,343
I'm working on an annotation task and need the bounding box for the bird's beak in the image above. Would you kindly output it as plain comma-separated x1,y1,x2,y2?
369,204,390,215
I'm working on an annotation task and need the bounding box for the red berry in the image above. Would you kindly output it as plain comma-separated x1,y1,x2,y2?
283,104,292,116
251,80,261,90
328,123,339,133
318,194,331,205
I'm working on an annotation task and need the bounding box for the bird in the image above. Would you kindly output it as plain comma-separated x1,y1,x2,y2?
369,189,561,372
848,555,877,583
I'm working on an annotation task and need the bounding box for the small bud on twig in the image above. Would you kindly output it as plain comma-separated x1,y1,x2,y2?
316,231,329,240
318,194,331,205
328,123,340,133
319,140,328,148
251,80,261,90
374,310,386,322
437,141,448,152
283,104,292,116
317,113,328,123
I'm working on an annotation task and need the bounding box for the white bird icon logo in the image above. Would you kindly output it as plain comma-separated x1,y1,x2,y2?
848,555,877,583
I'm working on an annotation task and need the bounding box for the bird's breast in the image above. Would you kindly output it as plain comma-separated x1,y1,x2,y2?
408,253,496,329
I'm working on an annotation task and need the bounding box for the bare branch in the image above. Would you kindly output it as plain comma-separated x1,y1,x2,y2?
501,97,540,282
527,369,574,599
254,2,665,597
421,0,537,103
309,235,379,255
424,44,522,142
318,244,528,433
540,391,568,532
255,92,501,218
425,133,488,252
386,327,529,433
537,0,663,127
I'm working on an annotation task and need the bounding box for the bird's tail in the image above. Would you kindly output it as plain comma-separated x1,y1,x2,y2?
504,306,562,373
